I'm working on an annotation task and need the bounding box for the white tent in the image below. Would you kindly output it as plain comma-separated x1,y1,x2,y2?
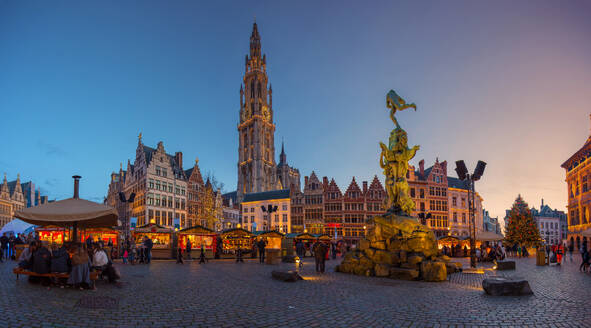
0,219,35,236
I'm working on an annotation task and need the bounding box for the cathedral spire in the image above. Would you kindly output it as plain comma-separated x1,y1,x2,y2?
250,21,261,59
279,140,286,166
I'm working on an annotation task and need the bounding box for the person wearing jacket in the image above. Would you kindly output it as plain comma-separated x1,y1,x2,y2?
257,238,267,263
30,242,52,286
18,242,36,269
68,243,92,290
50,244,70,273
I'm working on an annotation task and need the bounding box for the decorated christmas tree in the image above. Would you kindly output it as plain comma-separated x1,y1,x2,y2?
504,195,541,246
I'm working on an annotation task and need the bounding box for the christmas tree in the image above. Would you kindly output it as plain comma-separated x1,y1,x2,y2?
504,195,541,246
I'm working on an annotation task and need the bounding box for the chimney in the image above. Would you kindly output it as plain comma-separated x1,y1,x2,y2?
305,176,309,186
419,160,425,178
441,160,447,175
323,176,328,187
72,175,81,199
541,198,544,208
175,152,183,171
363,181,368,193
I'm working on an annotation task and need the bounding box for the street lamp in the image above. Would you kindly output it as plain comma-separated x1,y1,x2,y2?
455,160,486,269
118,192,136,242
261,204,278,231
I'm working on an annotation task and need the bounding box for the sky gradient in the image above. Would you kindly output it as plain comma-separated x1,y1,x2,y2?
1,1,591,224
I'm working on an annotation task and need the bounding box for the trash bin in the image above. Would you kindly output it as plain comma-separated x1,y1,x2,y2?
536,248,546,266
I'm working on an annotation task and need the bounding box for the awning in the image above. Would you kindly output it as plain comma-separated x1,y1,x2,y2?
475,231,504,242
15,198,118,228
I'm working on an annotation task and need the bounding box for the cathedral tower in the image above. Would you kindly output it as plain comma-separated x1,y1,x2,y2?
237,22,277,202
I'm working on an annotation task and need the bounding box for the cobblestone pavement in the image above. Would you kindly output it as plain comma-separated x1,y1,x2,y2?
1,255,590,327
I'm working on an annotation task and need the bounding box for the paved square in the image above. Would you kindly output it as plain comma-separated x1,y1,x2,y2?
1,256,590,327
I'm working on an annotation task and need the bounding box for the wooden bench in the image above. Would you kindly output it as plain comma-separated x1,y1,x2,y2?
13,267,100,281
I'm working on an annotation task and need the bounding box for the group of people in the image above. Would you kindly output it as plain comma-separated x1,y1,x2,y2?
295,239,347,260
120,235,153,265
476,243,506,262
176,239,207,264
440,244,469,258
17,239,120,290
0,232,38,262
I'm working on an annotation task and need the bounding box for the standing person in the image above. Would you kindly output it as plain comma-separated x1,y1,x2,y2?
0,233,8,261
257,238,267,263
331,242,336,260
313,242,327,273
8,233,16,260
568,242,574,262
144,236,153,264
186,239,192,260
130,244,136,265
236,246,244,263
556,244,563,265
122,247,128,264
85,234,93,250
176,246,184,264
295,240,304,259
199,244,206,264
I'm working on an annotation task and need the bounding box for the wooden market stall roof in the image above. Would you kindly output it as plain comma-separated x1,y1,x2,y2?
253,230,285,238
294,233,317,240
221,228,254,237
475,231,504,242
15,198,118,228
134,223,173,233
315,234,332,241
178,225,215,234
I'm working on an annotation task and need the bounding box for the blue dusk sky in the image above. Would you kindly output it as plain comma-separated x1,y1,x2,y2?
1,1,590,222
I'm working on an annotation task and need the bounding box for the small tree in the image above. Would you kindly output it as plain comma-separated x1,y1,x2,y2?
505,195,541,247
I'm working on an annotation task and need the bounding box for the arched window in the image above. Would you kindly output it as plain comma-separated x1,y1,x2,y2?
257,82,262,98
250,80,255,98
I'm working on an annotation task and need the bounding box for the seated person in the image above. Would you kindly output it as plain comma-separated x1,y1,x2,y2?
50,244,70,273
18,242,37,269
30,242,52,286
92,246,109,272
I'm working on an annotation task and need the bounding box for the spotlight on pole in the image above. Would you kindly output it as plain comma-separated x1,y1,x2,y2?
472,161,487,181
455,160,468,181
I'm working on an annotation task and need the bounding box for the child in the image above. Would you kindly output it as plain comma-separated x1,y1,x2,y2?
129,244,136,265
122,248,128,264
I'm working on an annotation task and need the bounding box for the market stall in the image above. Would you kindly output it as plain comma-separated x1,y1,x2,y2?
295,233,318,257
132,223,174,259
177,225,217,258
437,235,470,257
220,228,254,258
254,230,284,263
36,226,71,245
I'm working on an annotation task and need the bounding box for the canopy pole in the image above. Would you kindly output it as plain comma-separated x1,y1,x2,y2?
73,222,78,244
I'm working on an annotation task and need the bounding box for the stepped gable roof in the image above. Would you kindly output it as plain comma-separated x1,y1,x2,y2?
243,189,290,203
325,178,342,196
447,177,469,190
143,144,187,180
344,177,362,199
368,175,385,192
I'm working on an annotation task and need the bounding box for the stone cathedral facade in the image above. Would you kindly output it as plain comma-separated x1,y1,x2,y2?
236,23,300,203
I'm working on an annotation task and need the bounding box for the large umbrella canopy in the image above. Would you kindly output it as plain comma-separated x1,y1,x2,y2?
14,198,118,228
0,219,34,235
476,231,504,242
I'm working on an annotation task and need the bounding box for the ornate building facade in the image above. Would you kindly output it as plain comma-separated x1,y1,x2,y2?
408,159,483,238
531,199,566,245
561,116,590,249
236,23,300,203
106,135,189,234
0,174,48,229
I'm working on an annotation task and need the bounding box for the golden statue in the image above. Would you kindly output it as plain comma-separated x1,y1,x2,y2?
380,90,419,214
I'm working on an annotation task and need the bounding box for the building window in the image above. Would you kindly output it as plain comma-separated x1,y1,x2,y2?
420,189,424,199
283,214,287,222
156,166,161,176
168,183,173,193
453,212,457,222
162,168,167,177
462,213,466,223
282,204,288,211
250,207,254,213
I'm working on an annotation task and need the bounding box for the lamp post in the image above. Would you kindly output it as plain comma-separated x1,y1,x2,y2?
118,192,136,243
261,204,278,231
454,160,486,269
